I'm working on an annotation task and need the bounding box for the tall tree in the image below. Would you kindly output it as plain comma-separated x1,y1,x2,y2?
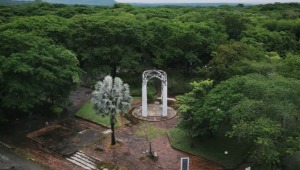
223,13,249,40
69,13,143,77
0,15,70,44
168,21,227,74
176,80,214,137
208,42,267,82
178,74,300,168
91,76,131,145
0,31,81,114
240,26,299,56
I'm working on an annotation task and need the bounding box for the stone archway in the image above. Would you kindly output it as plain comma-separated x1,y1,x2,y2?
142,70,167,117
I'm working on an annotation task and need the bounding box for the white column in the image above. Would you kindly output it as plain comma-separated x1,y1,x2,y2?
162,82,168,117
142,81,147,117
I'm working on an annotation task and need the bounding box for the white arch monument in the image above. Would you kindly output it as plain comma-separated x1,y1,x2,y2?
142,70,168,117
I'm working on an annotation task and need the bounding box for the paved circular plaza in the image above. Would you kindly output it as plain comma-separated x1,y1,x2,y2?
132,103,177,121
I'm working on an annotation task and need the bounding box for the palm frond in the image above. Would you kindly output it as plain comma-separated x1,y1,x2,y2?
91,75,132,117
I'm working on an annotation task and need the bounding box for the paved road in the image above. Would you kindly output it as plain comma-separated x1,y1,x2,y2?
0,145,44,170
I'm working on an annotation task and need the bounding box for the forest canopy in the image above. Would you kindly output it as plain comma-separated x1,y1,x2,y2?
0,2,300,167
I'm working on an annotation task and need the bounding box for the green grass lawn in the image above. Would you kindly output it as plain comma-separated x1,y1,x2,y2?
132,96,141,100
75,101,121,128
168,128,252,169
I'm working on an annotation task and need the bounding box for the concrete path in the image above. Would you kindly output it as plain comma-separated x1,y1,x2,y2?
0,145,44,170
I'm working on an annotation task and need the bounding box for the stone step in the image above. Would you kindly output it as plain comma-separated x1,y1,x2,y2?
66,157,92,170
75,152,95,162
66,151,98,170
72,154,95,166
69,156,97,170
79,150,102,162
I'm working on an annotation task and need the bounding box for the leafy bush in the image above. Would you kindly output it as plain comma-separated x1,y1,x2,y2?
51,105,64,117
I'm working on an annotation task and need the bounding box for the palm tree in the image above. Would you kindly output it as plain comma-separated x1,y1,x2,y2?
91,76,131,145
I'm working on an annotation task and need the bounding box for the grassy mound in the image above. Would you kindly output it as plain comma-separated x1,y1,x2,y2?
75,101,121,128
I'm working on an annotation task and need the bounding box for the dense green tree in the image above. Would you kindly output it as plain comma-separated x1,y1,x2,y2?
0,31,81,113
241,26,299,56
69,13,143,77
208,42,268,81
281,9,300,19
0,5,15,23
91,76,131,145
222,13,249,40
136,7,180,20
264,19,300,41
280,53,300,80
176,80,214,137
9,2,66,16
169,21,227,73
145,19,226,73
178,74,300,167
54,5,95,18
177,11,207,23
258,2,296,11
142,18,178,69
0,15,70,44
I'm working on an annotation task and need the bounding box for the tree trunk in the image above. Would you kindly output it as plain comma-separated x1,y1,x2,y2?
110,113,117,145
149,141,152,154
111,121,116,145
111,64,117,79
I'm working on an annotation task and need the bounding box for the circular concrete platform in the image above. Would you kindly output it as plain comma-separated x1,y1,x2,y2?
132,104,177,122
